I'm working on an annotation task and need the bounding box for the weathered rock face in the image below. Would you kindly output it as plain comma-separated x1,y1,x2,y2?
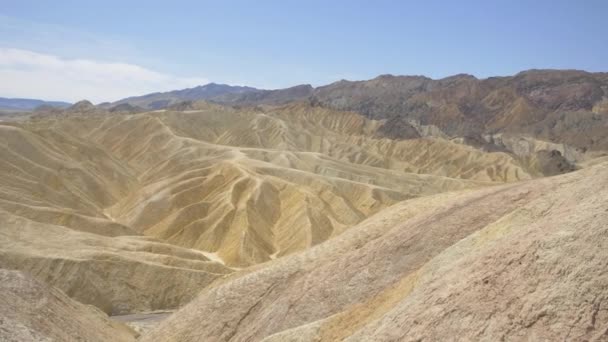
375,116,421,140
531,149,576,175
0,269,136,342
142,161,608,342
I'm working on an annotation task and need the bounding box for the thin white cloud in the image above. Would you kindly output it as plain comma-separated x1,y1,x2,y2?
0,48,208,103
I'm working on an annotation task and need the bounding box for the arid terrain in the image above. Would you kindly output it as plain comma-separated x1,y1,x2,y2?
1,70,608,341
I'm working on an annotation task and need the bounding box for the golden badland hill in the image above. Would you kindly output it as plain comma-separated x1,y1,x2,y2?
1,99,607,341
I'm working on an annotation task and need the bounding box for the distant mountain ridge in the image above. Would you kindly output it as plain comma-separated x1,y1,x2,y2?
0,97,71,111
109,69,608,154
105,83,258,109
303,69,608,152
212,84,314,105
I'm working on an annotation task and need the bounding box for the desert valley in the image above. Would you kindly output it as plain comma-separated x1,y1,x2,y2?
1,68,608,340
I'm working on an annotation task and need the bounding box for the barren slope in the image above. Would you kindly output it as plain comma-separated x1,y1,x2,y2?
142,161,608,341
1,95,606,341
0,101,574,318
0,269,135,342
0,121,233,315
7,103,533,268
0,208,231,315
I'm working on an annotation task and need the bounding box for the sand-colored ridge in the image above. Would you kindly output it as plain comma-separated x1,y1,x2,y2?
141,161,608,341
2,101,600,334
5,104,528,267
0,99,606,341
0,207,231,315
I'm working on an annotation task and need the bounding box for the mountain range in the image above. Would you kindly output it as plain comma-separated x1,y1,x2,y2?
102,83,258,110
0,97,71,111
105,69,608,154
1,68,608,341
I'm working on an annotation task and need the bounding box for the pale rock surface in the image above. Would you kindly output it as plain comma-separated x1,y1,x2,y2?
142,162,608,341
5,104,529,268
0,208,231,315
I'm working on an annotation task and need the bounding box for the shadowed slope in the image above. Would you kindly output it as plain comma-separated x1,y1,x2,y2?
0,269,135,342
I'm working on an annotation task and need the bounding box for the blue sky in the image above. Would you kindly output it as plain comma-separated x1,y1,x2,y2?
1,0,607,102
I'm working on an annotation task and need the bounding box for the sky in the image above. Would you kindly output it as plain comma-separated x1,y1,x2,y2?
1,0,607,103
